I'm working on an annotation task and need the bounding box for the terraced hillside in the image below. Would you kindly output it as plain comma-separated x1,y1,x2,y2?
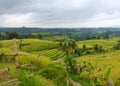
1,37,120,60
76,50,120,85
0,39,65,60
0,37,120,85
77,37,120,50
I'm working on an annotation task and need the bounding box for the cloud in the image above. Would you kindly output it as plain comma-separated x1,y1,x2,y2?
0,13,32,26
0,0,120,27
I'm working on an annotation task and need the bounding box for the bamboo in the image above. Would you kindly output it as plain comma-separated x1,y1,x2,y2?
13,38,19,69
0,53,30,56
0,38,33,85
20,64,31,68
0,38,5,64
0,74,33,86
0,79,18,85
68,77,82,86
67,75,69,86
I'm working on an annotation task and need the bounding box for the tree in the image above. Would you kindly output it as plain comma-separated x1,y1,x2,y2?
65,55,77,73
104,34,109,39
74,48,81,56
97,35,101,39
6,32,19,39
37,34,42,39
93,44,99,53
19,39,22,50
71,41,77,50
113,40,120,50
0,33,2,38
82,45,86,49
59,42,62,47
93,44,105,54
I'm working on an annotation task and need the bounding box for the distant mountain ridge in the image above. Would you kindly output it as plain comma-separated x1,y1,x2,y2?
0,27,120,34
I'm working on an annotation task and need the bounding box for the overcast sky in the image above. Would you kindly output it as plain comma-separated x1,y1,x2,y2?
0,0,120,27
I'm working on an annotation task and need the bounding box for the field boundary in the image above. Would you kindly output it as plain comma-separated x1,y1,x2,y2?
0,38,35,85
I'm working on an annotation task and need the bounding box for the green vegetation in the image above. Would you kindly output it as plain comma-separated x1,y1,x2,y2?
20,69,54,86
76,50,120,85
77,37,120,49
0,36,120,86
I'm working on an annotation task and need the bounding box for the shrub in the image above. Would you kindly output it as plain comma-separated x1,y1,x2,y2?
39,65,67,86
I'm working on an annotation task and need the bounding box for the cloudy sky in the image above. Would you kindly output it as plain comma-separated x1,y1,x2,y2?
0,0,120,27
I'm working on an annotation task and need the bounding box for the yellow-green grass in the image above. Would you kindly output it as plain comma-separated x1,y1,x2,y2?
0,42,56,85
35,75,55,86
0,39,61,59
30,49,65,60
0,48,13,53
77,37,120,49
1,39,59,51
0,48,55,84
19,55,54,68
0,64,55,86
39,49,65,59
0,48,54,68
76,50,120,82
1,38,120,85
46,35,70,41
0,62,14,68
21,39,59,51
1,39,65,60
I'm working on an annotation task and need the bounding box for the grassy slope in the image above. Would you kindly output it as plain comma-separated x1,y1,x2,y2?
1,39,58,50
1,37,120,84
0,39,55,85
77,37,120,49
76,37,120,83
76,50,120,83
0,39,65,60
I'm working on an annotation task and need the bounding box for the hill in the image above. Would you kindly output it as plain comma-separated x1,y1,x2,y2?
0,37,120,85
76,50,120,84
77,37,120,49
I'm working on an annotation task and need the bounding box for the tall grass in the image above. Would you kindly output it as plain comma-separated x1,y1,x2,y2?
20,69,55,86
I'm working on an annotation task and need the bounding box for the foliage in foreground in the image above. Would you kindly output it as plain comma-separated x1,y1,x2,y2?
39,64,67,86
20,69,55,86
64,55,114,86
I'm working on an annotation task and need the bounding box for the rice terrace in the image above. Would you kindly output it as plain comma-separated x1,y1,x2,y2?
0,27,120,86
0,0,120,86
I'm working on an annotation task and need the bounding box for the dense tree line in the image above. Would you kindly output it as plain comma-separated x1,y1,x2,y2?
1,27,120,40
0,32,43,40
